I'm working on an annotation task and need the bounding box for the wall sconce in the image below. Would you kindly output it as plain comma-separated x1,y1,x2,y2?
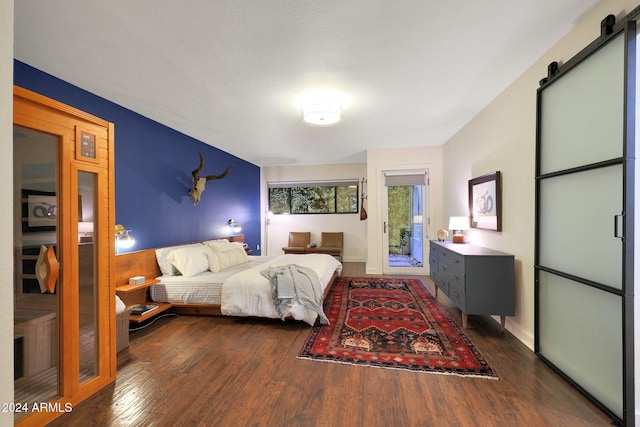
78,221,94,243
448,216,469,244
301,90,343,127
228,219,242,233
114,224,135,252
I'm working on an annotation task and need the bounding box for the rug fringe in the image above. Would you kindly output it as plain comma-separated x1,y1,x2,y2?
295,356,499,380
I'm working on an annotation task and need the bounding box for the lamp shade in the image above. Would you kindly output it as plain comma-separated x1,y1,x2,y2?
448,216,469,231
118,231,135,249
114,224,135,251
228,219,242,233
78,222,94,234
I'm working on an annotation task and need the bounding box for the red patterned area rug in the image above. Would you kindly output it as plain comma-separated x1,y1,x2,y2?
298,277,497,379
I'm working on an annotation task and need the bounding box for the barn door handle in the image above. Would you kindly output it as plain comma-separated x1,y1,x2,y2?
614,213,624,239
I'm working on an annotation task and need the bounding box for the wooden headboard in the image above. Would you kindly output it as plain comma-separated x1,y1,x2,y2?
114,234,245,286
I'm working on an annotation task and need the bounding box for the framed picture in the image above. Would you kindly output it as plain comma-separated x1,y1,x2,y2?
468,171,501,231
22,189,57,233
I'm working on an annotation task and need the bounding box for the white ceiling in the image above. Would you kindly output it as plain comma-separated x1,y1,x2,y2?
14,0,601,167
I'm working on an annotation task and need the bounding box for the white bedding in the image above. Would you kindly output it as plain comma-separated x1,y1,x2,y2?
151,254,342,325
151,256,274,305
221,253,342,325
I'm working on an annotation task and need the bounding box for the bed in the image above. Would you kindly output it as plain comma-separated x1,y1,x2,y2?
114,234,342,325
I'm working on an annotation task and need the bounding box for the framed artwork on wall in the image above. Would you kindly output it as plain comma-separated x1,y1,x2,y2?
22,189,57,233
468,171,501,231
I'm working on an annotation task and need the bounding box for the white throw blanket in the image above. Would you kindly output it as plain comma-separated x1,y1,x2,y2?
220,254,341,325
261,264,329,325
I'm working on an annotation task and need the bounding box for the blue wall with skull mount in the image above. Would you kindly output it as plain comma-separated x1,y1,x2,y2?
14,60,261,253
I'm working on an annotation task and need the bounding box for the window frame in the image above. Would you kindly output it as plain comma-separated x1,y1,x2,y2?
268,180,360,215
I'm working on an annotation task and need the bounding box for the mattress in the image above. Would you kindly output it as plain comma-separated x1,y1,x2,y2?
151,256,274,305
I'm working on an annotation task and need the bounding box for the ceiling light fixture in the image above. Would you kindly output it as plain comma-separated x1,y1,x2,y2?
301,90,343,127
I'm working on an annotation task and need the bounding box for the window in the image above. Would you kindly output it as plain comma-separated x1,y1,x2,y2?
268,180,359,214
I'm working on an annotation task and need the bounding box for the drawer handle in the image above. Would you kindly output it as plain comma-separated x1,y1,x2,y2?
452,274,459,280
453,259,460,264
453,291,459,297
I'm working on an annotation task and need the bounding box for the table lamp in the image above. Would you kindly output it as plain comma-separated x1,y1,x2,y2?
448,216,469,243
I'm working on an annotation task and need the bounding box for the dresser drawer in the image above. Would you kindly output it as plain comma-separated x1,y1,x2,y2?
438,247,465,273
436,279,449,296
438,260,465,280
448,276,466,311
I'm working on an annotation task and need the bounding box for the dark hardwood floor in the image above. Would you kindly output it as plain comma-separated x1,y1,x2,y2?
49,263,613,426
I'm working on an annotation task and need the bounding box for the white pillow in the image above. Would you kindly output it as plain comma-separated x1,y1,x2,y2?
206,244,248,272
206,251,221,272
203,239,231,252
156,243,203,276
166,245,210,277
218,241,246,252
115,295,127,314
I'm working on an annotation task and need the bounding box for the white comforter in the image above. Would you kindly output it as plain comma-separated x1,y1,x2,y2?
220,253,342,325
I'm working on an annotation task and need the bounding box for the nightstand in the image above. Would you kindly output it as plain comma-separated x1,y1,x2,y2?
115,279,172,323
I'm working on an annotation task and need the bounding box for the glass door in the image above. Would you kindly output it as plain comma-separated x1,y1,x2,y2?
77,170,98,384
13,125,61,416
535,23,634,425
382,170,428,274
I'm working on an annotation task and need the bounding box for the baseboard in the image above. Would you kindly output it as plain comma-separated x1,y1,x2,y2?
342,256,367,263
490,315,534,351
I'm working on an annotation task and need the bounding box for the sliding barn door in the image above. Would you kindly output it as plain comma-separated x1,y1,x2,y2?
535,18,635,425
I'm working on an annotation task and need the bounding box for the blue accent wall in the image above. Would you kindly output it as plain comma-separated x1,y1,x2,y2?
15,60,261,253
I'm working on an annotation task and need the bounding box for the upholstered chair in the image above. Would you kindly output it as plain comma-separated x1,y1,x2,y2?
282,232,311,254
317,232,343,261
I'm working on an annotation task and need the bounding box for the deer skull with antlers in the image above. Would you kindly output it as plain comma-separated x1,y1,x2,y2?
189,152,234,205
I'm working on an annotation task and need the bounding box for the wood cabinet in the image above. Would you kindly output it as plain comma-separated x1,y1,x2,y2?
429,240,515,329
14,86,116,427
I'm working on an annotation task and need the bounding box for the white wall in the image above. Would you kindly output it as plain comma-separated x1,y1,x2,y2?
261,163,367,261
443,78,536,346
440,0,639,421
0,1,14,426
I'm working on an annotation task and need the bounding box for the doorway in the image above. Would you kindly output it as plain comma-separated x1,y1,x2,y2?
382,170,428,274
